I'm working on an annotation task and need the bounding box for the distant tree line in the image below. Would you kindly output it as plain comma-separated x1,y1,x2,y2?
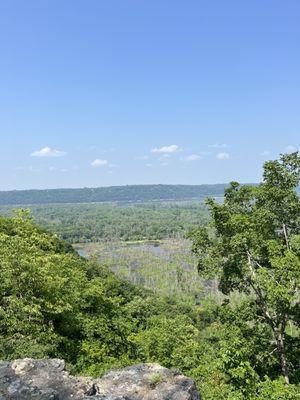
0,202,210,242
0,184,228,205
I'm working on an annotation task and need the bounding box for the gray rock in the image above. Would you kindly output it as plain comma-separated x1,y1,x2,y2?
95,364,200,400
0,359,200,400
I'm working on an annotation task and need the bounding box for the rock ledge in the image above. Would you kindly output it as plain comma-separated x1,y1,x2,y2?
0,358,200,400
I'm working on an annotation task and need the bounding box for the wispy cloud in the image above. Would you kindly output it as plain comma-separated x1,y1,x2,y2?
183,154,201,161
91,159,108,167
31,147,66,157
151,144,180,154
217,152,230,160
285,145,298,153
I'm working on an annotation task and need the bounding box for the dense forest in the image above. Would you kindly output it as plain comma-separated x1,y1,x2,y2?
0,202,210,242
0,184,228,205
0,153,299,399
1,211,298,399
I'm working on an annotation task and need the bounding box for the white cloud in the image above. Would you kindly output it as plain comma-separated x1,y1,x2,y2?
151,144,180,154
285,145,298,153
31,147,66,157
217,152,230,160
161,162,168,167
91,159,108,167
183,154,201,161
209,143,228,149
261,150,270,157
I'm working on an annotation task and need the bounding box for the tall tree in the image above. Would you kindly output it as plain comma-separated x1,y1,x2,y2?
190,152,300,384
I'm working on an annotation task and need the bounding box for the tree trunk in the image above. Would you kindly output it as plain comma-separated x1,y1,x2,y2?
246,252,291,384
274,330,290,385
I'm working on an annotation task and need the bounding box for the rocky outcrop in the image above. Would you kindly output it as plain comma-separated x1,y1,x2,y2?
0,359,200,400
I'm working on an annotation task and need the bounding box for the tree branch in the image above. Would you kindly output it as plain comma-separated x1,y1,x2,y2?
282,222,290,250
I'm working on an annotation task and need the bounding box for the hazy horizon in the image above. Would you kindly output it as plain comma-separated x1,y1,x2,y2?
0,182,257,193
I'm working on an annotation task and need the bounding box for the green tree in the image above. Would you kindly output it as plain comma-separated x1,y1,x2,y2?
190,152,300,385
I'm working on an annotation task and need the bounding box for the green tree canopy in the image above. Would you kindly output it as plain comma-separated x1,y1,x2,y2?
190,152,300,386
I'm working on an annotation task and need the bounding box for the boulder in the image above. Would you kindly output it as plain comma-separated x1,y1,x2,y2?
0,359,200,400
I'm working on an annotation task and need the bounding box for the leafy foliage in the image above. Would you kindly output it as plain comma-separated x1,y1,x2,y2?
190,152,300,392
1,202,209,242
0,213,207,381
0,212,148,372
1,155,299,399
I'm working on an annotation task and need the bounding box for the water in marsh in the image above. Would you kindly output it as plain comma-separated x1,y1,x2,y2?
77,248,87,257
74,239,211,304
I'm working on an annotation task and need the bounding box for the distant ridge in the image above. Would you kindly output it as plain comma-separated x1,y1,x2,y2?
0,184,229,205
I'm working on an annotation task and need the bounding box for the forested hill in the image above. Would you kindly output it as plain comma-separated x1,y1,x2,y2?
0,184,229,205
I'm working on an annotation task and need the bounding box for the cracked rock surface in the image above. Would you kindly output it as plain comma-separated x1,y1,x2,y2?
0,359,200,400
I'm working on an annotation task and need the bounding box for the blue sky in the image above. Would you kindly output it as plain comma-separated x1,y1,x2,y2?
0,0,299,190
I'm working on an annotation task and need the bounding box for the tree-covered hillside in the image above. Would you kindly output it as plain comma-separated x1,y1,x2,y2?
1,207,299,399
0,211,194,376
0,184,228,205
